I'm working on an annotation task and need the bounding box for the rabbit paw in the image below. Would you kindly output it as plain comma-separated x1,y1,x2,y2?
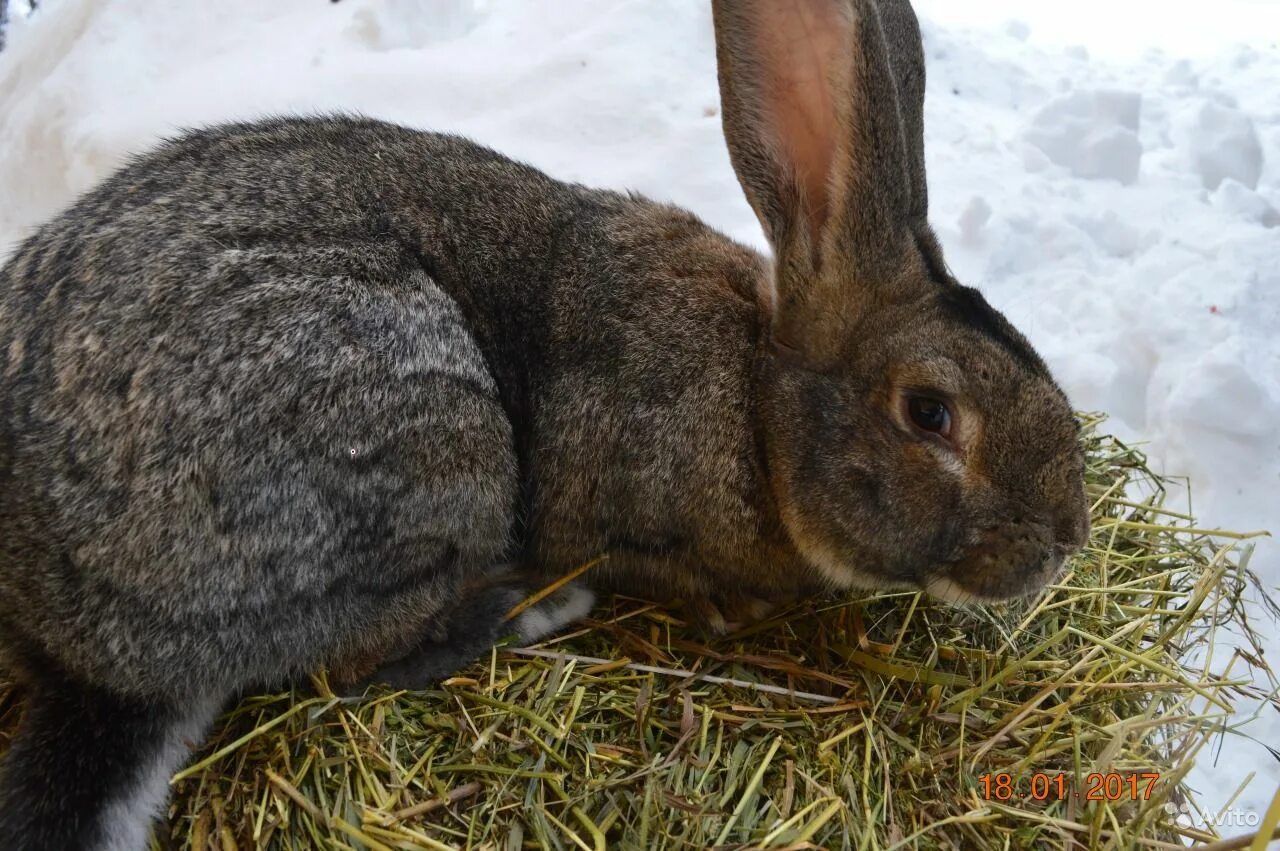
355,579,595,694
687,594,778,635
509,582,596,644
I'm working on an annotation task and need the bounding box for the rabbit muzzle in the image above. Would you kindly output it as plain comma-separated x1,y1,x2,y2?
923,514,1086,603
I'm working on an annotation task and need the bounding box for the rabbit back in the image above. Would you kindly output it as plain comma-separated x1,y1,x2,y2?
0,221,517,701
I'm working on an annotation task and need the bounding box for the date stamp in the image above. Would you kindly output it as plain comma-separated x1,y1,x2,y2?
978,772,1163,802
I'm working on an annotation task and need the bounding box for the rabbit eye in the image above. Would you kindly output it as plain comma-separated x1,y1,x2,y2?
906,396,952,438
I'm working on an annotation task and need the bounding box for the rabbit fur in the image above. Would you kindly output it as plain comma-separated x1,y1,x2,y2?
0,0,1088,847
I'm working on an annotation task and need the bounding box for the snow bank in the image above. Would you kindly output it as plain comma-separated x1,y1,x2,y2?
1025,89,1143,184
1184,98,1265,190
1,0,1276,833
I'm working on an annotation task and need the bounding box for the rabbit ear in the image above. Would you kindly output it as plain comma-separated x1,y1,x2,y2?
711,0,923,360
875,0,929,222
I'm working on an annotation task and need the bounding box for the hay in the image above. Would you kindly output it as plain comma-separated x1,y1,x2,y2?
1,416,1277,850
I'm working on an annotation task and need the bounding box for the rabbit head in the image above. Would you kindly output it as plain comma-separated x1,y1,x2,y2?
712,0,1090,601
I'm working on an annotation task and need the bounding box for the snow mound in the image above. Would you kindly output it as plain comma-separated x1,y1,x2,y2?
346,0,484,51
956,196,993,245
1024,89,1143,184
1183,99,1265,190
1214,178,1280,227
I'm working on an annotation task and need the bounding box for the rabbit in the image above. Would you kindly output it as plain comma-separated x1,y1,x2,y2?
0,0,1090,847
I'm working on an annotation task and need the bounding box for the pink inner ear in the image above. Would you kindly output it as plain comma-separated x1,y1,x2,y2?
748,0,850,239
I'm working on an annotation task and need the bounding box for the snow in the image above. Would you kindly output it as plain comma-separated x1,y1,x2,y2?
1025,89,1144,184
1,0,1277,836
1185,99,1266,191
1216,177,1280,227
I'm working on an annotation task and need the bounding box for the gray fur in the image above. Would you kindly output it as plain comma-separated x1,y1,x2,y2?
2,213,517,700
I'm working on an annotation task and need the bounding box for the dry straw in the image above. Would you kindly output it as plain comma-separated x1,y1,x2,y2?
1,414,1277,849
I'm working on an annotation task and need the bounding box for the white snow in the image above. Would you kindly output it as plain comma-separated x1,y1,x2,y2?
1215,177,1280,228
1025,89,1144,184
1,0,1277,837
1185,98,1265,190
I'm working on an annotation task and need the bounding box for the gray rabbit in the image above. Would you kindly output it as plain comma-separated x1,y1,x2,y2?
0,1,1089,847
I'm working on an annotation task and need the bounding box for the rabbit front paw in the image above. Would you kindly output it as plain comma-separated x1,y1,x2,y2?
354,579,595,694
509,582,596,644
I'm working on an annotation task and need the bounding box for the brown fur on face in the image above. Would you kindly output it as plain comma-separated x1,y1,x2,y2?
760,286,1088,602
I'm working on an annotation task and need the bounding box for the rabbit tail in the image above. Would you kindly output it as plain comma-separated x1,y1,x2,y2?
0,668,218,851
